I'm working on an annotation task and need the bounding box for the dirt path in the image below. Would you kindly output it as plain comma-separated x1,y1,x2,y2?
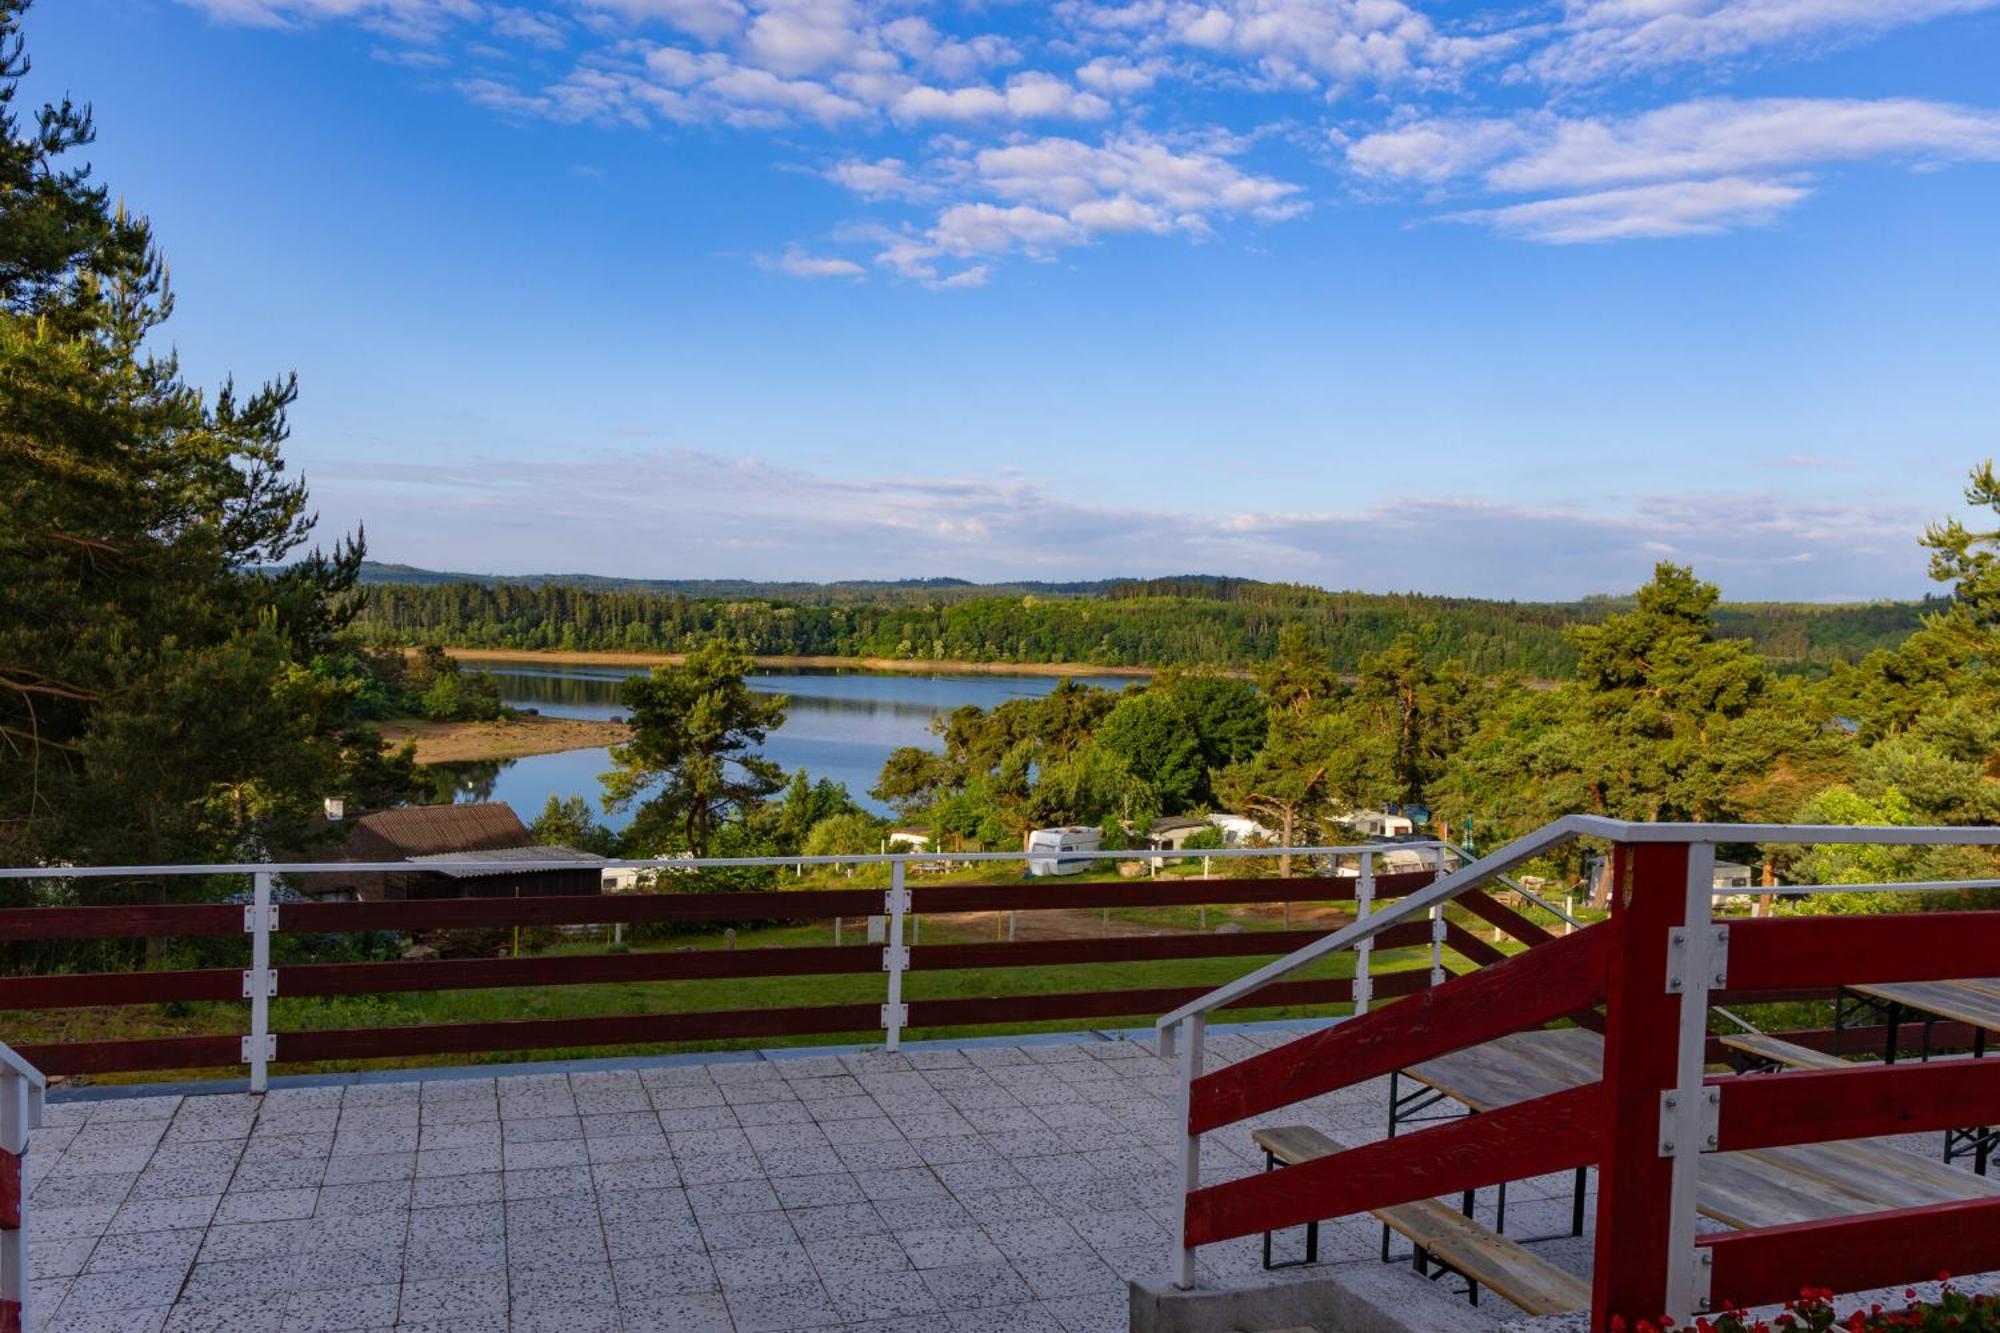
380,714,631,764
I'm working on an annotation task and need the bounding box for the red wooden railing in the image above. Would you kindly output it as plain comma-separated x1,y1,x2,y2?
0,869,1444,1080
0,1043,42,1333
1168,818,2000,1329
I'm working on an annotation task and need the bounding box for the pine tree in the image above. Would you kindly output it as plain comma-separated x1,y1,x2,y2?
0,0,411,875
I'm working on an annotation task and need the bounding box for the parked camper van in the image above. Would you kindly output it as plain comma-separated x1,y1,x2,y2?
1026,825,1101,876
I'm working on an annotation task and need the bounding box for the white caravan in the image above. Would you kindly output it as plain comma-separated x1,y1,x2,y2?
1026,826,1102,877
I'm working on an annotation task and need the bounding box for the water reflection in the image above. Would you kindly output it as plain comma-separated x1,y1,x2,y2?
437,661,1141,828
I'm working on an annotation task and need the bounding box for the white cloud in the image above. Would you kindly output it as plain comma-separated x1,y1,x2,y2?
867,133,1308,283
970,135,1306,221
1344,118,1533,187
1353,98,2000,193
1352,97,2000,242
182,0,480,41
761,247,868,279
1530,0,2000,85
576,0,746,44
932,203,1081,256
319,447,1930,599
1492,98,2000,193
1060,0,1511,94
743,0,872,76
490,8,566,49
892,74,1110,125
1448,176,1810,242
825,157,937,202
893,84,1008,122
188,0,2000,273
1075,55,1168,95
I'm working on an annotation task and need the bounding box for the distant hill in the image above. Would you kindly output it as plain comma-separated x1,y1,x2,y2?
357,562,1113,604
348,563,1935,677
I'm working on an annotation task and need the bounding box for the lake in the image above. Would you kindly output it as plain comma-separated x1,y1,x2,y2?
426,660,1141,828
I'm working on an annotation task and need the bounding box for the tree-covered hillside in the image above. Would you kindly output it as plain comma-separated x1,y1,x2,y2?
348,566,1929,677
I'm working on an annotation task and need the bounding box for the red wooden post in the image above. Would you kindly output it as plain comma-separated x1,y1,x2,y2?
1591,841,1691,1328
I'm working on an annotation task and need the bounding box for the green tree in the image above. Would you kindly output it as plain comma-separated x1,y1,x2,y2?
1027,744,1157,830
1094,691,1205,813
1348,633,1475,810
1553,563,1775,822
601,641,787,856
800,811,884,858
1215,711,1335,876
1166,673,1267,771
0,1,412,874
1786,785,1992,912
771,770,865,854
529,794,618,856
1258,624,1337,715
870,746,951,820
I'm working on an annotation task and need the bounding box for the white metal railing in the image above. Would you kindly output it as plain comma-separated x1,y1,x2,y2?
1157,814,2000,1311
0,840,1448,1090
0,1042,44,1329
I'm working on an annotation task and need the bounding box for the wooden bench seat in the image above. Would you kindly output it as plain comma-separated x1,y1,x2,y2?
1717,1032,1852,1072
1250,1126,1589,1317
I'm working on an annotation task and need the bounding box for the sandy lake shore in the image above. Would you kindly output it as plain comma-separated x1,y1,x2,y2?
442,647,1160,678
378,713,631,764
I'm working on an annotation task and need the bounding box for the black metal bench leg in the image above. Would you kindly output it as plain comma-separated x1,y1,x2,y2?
1571,1166,1587,1236
1259,1148,1324,1269
1978,1031,1993,1177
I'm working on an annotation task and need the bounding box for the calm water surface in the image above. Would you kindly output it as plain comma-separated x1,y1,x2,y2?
429,660,1139,827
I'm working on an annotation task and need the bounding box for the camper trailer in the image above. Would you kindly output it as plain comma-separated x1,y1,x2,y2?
1026,825,1101,877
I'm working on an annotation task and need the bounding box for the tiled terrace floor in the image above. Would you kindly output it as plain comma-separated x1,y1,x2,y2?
25,1028,1460,1333
26,1026,1986,1333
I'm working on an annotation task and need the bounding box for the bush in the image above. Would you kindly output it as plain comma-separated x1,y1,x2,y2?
1183,825,1227,851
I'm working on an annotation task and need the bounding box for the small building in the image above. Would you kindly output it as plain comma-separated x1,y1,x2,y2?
1206,813,1275,847
1145,816,1214,853
404,846,606,900
1713,861,1754,891
886,828,932,854
314,802,539,901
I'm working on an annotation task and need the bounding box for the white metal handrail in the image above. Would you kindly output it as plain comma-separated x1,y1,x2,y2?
1155,816,1588,1041
1439,839,1586,927
1156,815,2000,1041
1158,814,2000,1304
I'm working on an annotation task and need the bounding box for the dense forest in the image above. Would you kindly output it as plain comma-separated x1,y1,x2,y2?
350,565,1931,678
551,463,2000,910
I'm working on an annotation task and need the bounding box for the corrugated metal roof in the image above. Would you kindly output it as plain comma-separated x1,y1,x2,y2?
343,802,532,858
405,845,606,879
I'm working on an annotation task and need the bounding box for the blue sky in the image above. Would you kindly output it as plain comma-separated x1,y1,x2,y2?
24,0,2000,599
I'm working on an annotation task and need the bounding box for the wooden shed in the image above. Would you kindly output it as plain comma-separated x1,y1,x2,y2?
313,802,538,900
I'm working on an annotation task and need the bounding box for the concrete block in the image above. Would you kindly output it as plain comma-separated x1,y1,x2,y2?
1129,1265,1506,1333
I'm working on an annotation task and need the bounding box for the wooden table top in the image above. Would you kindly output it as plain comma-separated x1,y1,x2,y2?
1848,978,2000,1034
1400,1026,1997,1230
